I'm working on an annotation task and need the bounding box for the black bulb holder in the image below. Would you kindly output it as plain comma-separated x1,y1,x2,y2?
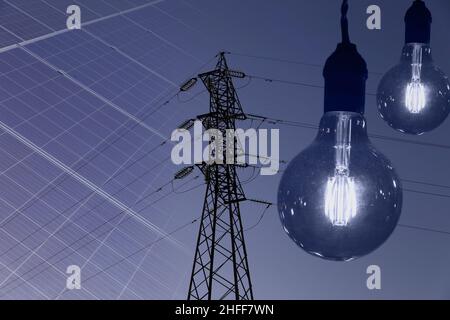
405,0,432,44
323,0,368,115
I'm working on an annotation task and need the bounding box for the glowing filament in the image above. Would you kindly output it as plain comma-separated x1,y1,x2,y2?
325,173,357,226
405,44,426,113
324,115,358,226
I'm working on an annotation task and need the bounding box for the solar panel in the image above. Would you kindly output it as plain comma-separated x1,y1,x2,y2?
0,44,187,297
4,0,67,32
0,1,53,44
0,0,206,300
0,27,20,49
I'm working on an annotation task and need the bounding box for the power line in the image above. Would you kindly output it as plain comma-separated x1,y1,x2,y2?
402,179,450,190
245,203,272,232
246,74,377,96
0,156,171,271
64,218,199,296
243,203,450,238
246,114,450,151
398,224,450,237
247,115,450,197
404,188,450,200
225,51,384,76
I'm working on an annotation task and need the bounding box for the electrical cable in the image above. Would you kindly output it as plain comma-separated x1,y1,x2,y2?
224,51,384,76
246,115,450,196
246,114,450,151
246,74,377,96
244,203,450,237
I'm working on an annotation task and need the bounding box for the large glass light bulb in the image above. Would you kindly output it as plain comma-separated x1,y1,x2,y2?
377,43,450,135
278,112,403,261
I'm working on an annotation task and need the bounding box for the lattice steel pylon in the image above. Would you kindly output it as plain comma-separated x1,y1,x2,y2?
187,53,253,300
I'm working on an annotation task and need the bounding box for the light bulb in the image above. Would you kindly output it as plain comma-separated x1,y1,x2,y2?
378,43,450,134
278,0,403,261
278,112,403,261
377,0,450,135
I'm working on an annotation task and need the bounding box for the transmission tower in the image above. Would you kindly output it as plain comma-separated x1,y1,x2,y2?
187,53,254,300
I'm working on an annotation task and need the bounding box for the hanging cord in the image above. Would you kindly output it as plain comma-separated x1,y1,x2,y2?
341,0,350,44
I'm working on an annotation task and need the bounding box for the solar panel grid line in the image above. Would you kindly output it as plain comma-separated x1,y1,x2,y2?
0,199,170,300
0,133,178,298
0,0,166,54
29,0,182,88
0,194,103,299
0,81,197,278
0,120,187,252
0,3,213,298
41,0,200,64
6,0,68,32
1,6,195,135
0,46,169,159
0,85,185,298
3,202,160,300
80,28,177,87
1,50,211,222
0,170,151,300
0,150,175,292
0,48,168,158
3,0,58,36
0,24,21,48
0,51,172,193
2,25,178,151
113,178,205,299
0,174,200,299
0,129,164,226
0,2,52,43
0,82,165,201
0,45,206,282
0,258,50,299
2,156,178,298
0,97,140,181
52,155,175,300
54,176,202,299
114,195,186,299
0,77,176,242
38,137,176,294
178,0,209,20
19,46,169,140
150,1,202,35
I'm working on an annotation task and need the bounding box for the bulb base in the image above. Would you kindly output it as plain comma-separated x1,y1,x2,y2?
405,0,432,44
323,43,368,115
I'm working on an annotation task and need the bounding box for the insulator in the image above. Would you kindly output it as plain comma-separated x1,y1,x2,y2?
227,70,246,78
174,166,194,180
180,77,198,92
